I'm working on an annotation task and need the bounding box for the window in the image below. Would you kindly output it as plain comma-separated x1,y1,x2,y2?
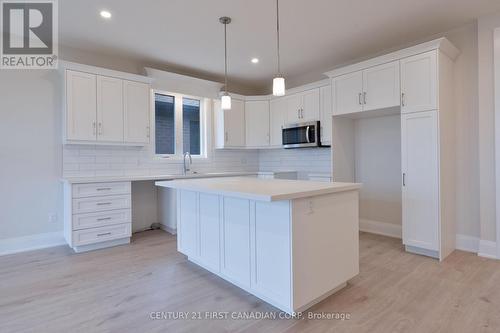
155,94,175,155
154,92,206,158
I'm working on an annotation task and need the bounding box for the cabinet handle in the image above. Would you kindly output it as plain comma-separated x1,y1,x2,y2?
98,122,102,135
301,108,304,119
96,202,112,206
363,92,367,105
96,187,112,191
92,121,96,135
97,217,112,221
358,93,362,105
402,173,406,187
297,109,300,119
401,93,405,107
97,232,112,237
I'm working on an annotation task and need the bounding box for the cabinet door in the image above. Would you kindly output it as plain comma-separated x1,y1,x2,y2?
97,76,124,142
245,100,270,147
199,193,220,272
301,88,320,121
66,70,97,141
224,99,246,147
123,81,150,143
251,201,291,307
319,85,332,144
332,71,363,115
177,190,198,258
286,94,302,123
401,110,439,251
362,61,400,111
401,51,437,113
221,197,251,287
270,98,287,146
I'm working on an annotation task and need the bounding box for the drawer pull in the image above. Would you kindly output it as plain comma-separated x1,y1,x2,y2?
97,217,112,221
96,188,112,191
96,202,112,206
97,232,112,237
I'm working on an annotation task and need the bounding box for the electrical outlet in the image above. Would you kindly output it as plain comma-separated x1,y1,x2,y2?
49,214,58,223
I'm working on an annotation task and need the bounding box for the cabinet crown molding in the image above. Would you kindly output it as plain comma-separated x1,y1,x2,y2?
60,61,153,84
324,37,460,78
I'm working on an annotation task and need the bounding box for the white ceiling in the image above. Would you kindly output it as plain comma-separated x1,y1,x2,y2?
60,0,500,93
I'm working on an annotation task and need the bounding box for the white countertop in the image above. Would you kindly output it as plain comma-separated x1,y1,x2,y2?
61,172,257,184
155,177,361,202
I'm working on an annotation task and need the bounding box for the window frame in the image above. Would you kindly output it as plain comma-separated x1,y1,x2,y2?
152,89,208,160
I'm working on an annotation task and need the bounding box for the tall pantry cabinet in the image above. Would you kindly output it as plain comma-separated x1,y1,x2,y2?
400,49,456,260
327,38,459,261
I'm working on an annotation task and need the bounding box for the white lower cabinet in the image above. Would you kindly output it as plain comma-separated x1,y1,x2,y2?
175,189,359,313
221,197,251,288
63,181,132,252
177,190,198,258
251,201,291,306
198,194,221,271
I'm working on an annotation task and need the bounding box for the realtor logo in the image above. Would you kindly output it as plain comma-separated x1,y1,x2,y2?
1,0,58,69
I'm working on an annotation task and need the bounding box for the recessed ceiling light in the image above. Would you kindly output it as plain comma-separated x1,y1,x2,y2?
251,58,259,64
100,10,112,19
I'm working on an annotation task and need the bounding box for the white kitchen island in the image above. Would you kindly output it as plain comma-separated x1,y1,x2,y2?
155,177,361,313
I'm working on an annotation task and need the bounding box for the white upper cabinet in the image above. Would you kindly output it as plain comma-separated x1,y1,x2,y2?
245,100,270,148
332,71,363,116
319,85,332,144
286,89,320,123
362,61,400,111
301,89,320,122
66,70,97,141
123,81,151,144
332,61,400,116
214,99,246,148
400,51,437,113
64,66,151,146
97,76,124,142
270,98,287,147
286,94,303,123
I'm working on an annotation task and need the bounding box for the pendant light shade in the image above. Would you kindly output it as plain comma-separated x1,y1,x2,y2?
220,16,232,110
221,92,231,110
273,76,285,96
273,0,285,96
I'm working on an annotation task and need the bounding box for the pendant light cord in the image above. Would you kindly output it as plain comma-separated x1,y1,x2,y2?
276,0,281,75
224,22,228,93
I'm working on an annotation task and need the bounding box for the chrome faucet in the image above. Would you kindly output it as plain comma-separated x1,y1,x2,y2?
183,152,192,175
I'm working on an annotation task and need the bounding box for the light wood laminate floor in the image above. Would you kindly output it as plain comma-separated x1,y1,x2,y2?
1,230,500,333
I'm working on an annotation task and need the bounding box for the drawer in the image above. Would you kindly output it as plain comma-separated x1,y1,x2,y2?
72,195,131,214
72,223,131,246
72,182,131,198
73,209,131,230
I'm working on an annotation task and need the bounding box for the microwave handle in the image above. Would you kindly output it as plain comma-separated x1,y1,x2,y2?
305,126,311,143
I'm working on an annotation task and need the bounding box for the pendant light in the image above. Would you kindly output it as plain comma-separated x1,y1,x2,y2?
220,16,232,110
273,0,285,96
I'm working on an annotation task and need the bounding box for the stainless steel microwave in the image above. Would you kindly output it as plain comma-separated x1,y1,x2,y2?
282,121,324,148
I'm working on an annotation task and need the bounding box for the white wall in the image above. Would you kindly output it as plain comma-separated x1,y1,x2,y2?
354,115,402,226
0,70,63,240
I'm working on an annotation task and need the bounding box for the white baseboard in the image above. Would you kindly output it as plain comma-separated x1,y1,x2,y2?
160,224,177,235
359,219,402,239
479,239,497,259
0,231,66,256
455,234,480,253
